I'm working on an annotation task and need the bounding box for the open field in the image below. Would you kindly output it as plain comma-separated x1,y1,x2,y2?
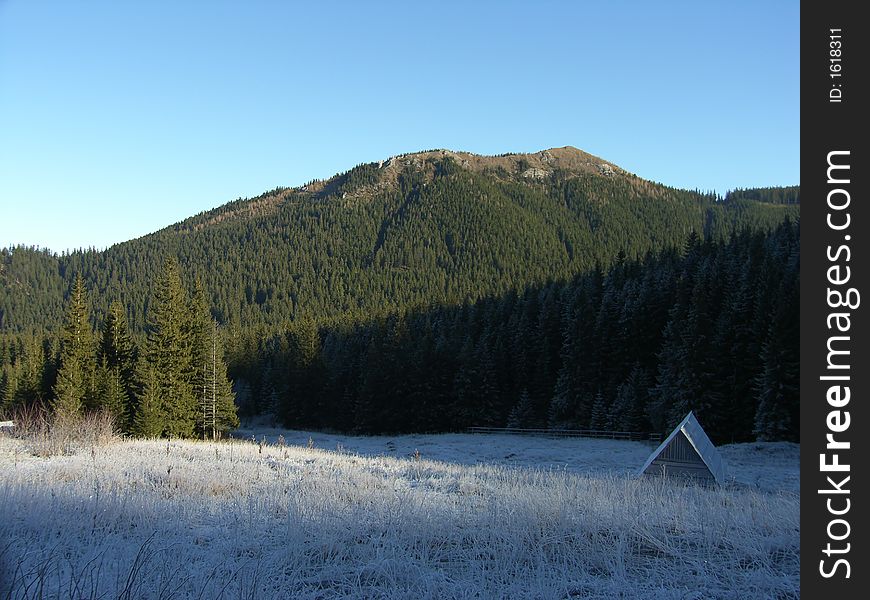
0,430,799,599
233,425,800,495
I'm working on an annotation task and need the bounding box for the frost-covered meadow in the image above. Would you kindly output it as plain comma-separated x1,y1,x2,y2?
0,428,799,599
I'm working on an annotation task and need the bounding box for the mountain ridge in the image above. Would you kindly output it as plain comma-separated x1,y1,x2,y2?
1,146,798,334
171,146,626,235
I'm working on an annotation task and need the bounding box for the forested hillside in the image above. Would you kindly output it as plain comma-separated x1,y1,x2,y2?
1,147,799,441
225,222,799,443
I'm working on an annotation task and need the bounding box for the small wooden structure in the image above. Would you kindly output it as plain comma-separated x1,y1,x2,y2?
0,420,14,429
639,412,726,485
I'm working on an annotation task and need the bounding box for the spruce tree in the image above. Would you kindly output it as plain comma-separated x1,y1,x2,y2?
188,280,212,437
12,334,46,408
53,274,94,417
145,258,197,437
611,364,650,432
530,287,561,424
183,280,239,439
473,335,500,426
507,389,534,428
548,366,576,430
203,320,239,439
133,359,164,437
353,328,384,433
98,300,138,430
281,316,322,427
1,369,15,414
753,265,799,441
451,336,479,427
96,363,128,426
589,390,611,430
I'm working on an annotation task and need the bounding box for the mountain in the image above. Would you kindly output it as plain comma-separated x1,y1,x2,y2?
0,146,798,334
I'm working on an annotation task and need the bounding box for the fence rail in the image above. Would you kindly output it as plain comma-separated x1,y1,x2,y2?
467,426,661,443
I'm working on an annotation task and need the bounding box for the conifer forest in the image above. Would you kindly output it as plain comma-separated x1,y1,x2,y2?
0,149,799,443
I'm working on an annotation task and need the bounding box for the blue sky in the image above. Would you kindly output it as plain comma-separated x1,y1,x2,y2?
0,1,799,253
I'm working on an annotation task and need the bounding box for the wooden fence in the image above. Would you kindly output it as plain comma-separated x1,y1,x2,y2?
467,426,661,443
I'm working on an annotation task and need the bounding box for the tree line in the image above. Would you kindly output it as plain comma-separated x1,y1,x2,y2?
724,186,800,205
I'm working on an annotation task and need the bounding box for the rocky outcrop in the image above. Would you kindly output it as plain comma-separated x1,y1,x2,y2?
598,163,615,176
522,167,550,180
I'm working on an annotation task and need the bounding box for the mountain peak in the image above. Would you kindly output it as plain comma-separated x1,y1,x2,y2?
295,146,625,199
374,146,621,179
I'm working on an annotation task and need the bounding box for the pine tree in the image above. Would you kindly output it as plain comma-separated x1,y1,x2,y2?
53,274,94,417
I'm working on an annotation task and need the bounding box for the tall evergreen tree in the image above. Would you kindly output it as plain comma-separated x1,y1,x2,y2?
280,316,323,427
611,364,650,432
133,359,164,438
199,319,239,439
1,369,15,414
753,258,799,441
98,300,138,430
189,280,213,437
145,258,197,437
53,274,94,417
10,334,47,408
506,389,534,428
96,363,128,426
589,390,611,430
